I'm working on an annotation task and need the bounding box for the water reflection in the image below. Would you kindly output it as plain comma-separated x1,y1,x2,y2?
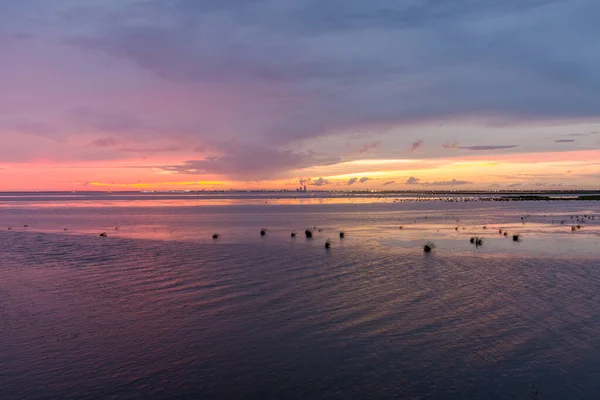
1,230,599,399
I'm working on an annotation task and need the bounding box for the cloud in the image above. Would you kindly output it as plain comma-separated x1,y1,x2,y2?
405,176,420,185
409,139,424,152
443,142,519,151
90,137,119,147
310,177,330,186
402,177,470,186
507,183,522,187
347,176,371,184
442,141,459,149
3,0,600,186
359,141,381,154
62,0,600,148
120,145,185,153
161,141,337,180
298,177,330,186
554,139,575,143
567,132,599,137
458,145,519,151
383,180,396,186
430,179,471,186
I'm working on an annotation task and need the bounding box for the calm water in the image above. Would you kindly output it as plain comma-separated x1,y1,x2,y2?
1,193,600,399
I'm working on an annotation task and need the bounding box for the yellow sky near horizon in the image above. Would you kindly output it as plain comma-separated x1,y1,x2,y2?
1,148,598,191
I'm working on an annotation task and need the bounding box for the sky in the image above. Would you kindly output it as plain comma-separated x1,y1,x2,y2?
1,0,599,191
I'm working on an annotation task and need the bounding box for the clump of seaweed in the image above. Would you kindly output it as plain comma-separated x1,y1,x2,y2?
423,241,436,253
325,239,332,249
512,234,521,242
305,229,313,238
212,233,219,239
470,237,484,247
260,228,267,236
339,231,345,239
100,232,107,237
291,231,296,238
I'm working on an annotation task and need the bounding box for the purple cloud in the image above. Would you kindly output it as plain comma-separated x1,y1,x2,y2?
347,177,358,185
409,139,424,152
310,177,330,186
405,176,420,185
359,141,381,154
91,137,119,147
442,141,459,149
162,142,337,180
458,145,519,151
359,177,370,183
554,139,575,143
62,0,600,149
383,180,396,186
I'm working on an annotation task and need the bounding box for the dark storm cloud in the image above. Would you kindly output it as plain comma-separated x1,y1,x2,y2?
61,0,600,146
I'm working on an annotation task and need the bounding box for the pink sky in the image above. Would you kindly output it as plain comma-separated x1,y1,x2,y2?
1,1,599,191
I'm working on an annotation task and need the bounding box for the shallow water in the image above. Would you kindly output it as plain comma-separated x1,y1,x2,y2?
1,193,600,399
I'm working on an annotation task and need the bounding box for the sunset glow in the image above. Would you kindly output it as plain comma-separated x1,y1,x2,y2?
1,1,599,191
